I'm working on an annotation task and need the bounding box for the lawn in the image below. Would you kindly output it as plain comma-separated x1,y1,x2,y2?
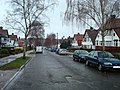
0,57,30,70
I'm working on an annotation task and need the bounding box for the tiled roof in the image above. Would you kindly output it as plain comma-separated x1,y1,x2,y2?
84,29,99,45
106,16,120,29
9,34,18,40
106,15,120,38
114,28,120,39
0,28,9,37
74,33,83,41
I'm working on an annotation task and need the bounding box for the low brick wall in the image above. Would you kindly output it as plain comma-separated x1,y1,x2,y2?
96,46,120,53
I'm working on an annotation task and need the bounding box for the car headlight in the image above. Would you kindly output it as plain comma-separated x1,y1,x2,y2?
103,62,112,65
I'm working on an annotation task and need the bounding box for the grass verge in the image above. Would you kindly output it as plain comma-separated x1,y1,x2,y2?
0,57,30,70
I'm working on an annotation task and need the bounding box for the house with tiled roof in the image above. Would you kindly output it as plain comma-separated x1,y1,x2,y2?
0,27,9,47
72,33,83,47
82,27,99,49
95,15,120,52
8,33,18,47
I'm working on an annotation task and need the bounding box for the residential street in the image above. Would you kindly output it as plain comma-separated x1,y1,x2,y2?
4,50,120,90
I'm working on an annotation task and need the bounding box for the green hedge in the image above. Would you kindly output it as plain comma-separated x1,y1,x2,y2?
0,49,9,58
113,53,120,60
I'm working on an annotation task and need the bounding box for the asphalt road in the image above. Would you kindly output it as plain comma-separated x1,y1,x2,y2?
4,50,120,90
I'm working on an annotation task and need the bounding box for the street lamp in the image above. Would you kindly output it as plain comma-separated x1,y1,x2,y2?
57,33,58,49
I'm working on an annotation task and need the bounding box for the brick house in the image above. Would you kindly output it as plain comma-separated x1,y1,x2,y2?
95,15,120,52
8,33,18,47
72,33,83,48
0,27,9,47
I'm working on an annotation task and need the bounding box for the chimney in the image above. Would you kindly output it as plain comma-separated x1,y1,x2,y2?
0,27,3,30
90,27,93,30
12,33,14,35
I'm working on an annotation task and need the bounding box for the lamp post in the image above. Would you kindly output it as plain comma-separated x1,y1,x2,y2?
57,33,58,49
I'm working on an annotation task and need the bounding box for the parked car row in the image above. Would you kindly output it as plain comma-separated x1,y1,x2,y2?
56,49,69,55
73,50,120,71
46,47,69,55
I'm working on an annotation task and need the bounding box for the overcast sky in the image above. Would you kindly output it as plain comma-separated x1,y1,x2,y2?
0,0,89,39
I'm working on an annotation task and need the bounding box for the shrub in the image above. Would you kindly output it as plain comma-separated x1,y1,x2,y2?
0,49,9,58
1,49,9,54
113,53,120,60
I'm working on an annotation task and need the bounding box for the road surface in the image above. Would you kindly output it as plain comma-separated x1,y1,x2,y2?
4,50,120,90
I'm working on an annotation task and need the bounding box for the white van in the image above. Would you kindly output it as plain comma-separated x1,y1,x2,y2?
36,46,43,53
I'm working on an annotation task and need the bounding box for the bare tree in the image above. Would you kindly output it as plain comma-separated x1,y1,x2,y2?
29,20,45,52
65,0,120,50
6,0,56,58
44,33,56,47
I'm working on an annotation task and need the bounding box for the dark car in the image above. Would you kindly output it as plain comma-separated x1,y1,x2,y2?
85,51,120,71
73,50,89,62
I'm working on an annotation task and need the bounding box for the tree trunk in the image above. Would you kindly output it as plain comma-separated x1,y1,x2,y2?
102,34,105,51
23,36,27,59
33,38,36,54
101,26,105,51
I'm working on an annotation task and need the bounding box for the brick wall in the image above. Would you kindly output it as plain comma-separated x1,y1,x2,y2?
96,46,120,53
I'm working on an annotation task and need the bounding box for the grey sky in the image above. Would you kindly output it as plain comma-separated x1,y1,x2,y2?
0,0,88,39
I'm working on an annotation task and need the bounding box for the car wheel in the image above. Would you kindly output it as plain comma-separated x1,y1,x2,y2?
98,64,103,71
79,58,82,62
86,60,89,66
73,57,75,61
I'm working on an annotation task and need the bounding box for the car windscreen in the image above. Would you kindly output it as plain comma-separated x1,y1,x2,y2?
98,52,114,58
78,50,89,55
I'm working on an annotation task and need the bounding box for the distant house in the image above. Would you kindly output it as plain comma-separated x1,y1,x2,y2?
82,28,99,49
0,27,9,47
8,33,18,47
18,37,24,47
95,15,120,52
72,33,83,48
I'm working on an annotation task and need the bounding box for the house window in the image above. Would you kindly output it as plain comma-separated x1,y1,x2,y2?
101,41,103,46
84,38,86,42
113,33,115,36
87,38,89,41
107,31,112,36
105,41,111,46
114,40,118,46
4,38,7,41
96,41,98,46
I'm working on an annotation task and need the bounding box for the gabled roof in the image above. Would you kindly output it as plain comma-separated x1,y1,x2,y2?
114,28,120,39
74,33,83,41
84,29,99,45
0,27,9,37
106,15,120,29
9,33,18,40
105,15,120,38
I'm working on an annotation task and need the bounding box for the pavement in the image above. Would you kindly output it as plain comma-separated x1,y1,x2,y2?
0,50,34,90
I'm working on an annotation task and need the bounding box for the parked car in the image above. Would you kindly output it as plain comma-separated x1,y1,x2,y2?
51,47,57,52
73,50,89,62
85,51,120,71
58,49,68,55
36,46,43,53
